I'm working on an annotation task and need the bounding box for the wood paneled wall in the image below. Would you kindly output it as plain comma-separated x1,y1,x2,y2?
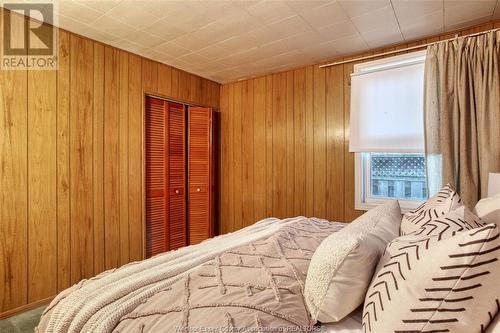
0,10,220,316
219,20,500,234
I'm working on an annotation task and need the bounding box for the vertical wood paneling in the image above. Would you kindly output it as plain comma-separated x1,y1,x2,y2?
313,66,326,218
0,12,220,316
142,59,158,93
157,64,172,97
305,66,314,217
93,43,105,275
119,51,130,265
171,68,179,98
219,85,230,233
232,82,243,230
128,54,143,262
265,76,273,217
293,68,306,216
253,77,266,221
227,85,235,231
326,65,345,222
70,36,94,283
57,30,71,292
241,81,254,227
285,71,294,217
0,9,28,312
27,45,57,303
272,73,287,218
104,46,120,270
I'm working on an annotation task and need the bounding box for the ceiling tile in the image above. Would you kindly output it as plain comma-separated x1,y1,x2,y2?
153,42,191,58
300,1,349,29
152,4,214,34
20,0,497,83
171,33,214,52
399,10,444,41
350,4,399,33
444,0,497,27
392,0,443,22
264,15,312,40
104,0,163,29
331,33,369,55
318,20,359,41
93,15,136,39
362,27,404,48
143,19,188,41
177,52,211,66
194,44,232,61
111,39,146,54
59,0,102,24
286,0,331,13
77,0,122,14
494,2,500,19
338,0,390,18
245,1,296,24
126,30,165,49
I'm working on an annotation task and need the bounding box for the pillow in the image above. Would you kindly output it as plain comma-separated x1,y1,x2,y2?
485,313,500,333
475,193,500,227
305,200,401,323
411,205,484,239
362,223,500,333
400,184,463,235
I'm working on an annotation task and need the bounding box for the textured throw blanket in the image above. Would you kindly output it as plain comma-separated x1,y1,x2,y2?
37,217,344,333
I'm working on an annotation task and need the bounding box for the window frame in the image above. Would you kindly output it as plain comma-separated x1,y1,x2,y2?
355,153,426,213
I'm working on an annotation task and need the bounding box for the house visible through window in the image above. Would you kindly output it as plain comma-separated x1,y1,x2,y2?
349,50,437,211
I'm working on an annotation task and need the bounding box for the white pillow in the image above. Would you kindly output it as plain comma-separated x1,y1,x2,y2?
474,193,500,227
363,224,500,333
400,184,463,235
305,200,401,323
486,313,500,333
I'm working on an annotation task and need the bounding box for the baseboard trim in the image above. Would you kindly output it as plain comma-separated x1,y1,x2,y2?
0,297,53,320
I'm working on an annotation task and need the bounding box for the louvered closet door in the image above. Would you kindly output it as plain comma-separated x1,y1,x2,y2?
188,107,212,245
145,97,168,257
167,102,187,250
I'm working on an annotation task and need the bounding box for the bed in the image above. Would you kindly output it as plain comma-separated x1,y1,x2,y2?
36,181,500,333
37,216,346,333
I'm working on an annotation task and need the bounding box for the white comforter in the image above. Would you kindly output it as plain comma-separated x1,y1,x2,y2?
39,217,309,333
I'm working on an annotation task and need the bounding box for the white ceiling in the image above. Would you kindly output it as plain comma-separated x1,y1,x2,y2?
18,1,500,82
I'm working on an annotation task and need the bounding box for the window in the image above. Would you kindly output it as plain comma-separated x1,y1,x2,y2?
356,153,428,211
349,51,438,211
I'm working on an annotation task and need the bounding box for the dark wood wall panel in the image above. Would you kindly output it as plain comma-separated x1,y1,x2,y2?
218,21,499,233
0,9,220,317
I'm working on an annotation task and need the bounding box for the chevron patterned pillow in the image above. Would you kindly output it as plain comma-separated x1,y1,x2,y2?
410,205,485,240
362,224,500,333
401,184,463,235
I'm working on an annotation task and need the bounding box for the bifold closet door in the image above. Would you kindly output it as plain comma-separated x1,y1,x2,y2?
167,102,187,250
145,97,186,258
145,97,168,257
188,107,213,245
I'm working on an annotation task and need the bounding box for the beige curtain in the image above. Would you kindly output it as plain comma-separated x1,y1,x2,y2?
424,30,500,207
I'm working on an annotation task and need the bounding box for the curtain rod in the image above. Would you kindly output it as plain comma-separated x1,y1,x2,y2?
319,27,500,68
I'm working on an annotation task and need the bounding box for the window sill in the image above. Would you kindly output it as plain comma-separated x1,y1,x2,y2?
355,199,423,214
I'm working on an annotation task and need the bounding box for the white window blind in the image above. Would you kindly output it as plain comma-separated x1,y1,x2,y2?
349,50,426,153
